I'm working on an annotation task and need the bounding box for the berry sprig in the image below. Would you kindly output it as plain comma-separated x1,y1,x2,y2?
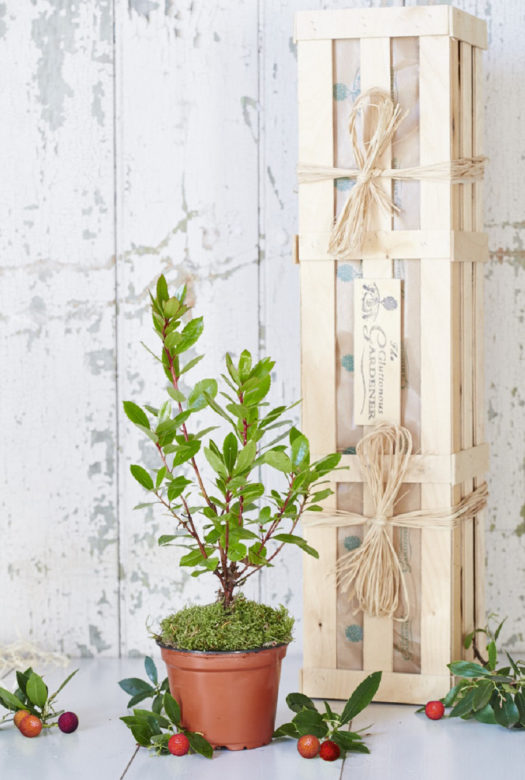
118,656,213,758
273,671,381,761
0,667,78,737
418,616,525,729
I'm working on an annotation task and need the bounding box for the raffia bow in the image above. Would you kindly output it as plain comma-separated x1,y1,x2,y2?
302,423,488,621
297,88,486,257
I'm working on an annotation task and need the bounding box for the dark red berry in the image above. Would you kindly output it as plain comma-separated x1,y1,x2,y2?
425,700,445,720
168,732,190,756
58,712,79,733
319,740,341,761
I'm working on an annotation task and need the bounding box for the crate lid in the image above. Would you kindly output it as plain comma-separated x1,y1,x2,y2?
294,5,487,49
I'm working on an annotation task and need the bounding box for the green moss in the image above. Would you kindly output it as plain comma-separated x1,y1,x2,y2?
159,596,294,652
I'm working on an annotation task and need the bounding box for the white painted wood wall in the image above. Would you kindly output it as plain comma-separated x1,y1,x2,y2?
1,0,523,658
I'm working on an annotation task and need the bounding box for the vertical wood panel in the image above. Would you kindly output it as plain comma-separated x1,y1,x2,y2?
360,36,395,673
0,0,118,657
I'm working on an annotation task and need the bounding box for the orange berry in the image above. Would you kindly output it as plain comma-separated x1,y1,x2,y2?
18,714,43,738
297,734,320,758
14,710,30,729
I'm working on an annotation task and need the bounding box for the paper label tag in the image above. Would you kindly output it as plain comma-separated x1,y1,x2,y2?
354,279,401,425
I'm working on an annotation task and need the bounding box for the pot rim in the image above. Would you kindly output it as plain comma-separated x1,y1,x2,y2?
156,639,289,656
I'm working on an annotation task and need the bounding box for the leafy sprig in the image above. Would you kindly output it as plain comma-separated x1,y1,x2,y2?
419,617,525,728
273,671,382,757
0,668,78,727
118,657,213,758
124,275,342,608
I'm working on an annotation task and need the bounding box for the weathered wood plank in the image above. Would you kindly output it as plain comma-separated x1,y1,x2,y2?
0,0,118,657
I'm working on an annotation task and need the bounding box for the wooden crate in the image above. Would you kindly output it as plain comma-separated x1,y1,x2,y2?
296,5,488,704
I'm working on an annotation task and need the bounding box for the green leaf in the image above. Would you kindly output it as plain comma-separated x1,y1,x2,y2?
129,723,153,747
0,687,26,712
291,434,310,470
204,447,228,478
132,709,170,730
443,682,464,708
488,641,497,670
48,669,78,703
180,549,206,567
26,672,48,708
185,730,213,758
130,465,154,491
238,350,252,382
312,453,341,476
474,702,497,724
515,691,525,726
243,374,271,405
123,401,150,429
119,678,156,697
234,440,256,475
223,432,238,472
332,730,369,752
273,722,299,739
188,379,218,411
494,692,520,728
155,466,166,488
472,680,494,711
167,476,191,501
158,535,178,546
228,542,247,562
167,386,186,403
180,354,205,375
178,317,204,352
172,440,201,466
127,691,155,708
340,671,382,725
286,692,317,713
449,688,476,718
144,657,157,686
273,533,319,558
448,661,492,678
156,274,169,303
163,692,181,725
263,450,293,473
292,708,329,738
164,297,182,318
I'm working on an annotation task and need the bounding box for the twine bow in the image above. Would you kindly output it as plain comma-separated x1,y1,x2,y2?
302,423,488,621
297,88,486,257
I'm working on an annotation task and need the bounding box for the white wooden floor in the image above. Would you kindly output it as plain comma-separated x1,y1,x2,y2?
1,653,523,779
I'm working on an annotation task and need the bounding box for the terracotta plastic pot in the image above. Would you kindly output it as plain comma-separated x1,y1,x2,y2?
159,642,287,750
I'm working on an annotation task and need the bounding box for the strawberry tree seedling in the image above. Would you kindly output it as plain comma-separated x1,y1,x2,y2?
273,671,381,759
0,668,78,736
119,656,213,758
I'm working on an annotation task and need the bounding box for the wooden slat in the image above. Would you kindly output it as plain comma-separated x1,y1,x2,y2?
419,35,456,677
298,39,338,674
295,6,487,49
298,230,488,262
331,443,489,485
360,36,394,674
472,45,487,633
460,40,475,660
302,667,451,705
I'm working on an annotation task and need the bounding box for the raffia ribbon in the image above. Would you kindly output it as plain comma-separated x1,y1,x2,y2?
297,88,486,257
302,423,488,621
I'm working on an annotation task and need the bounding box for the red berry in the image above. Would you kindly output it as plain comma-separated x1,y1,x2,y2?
168,732,190,756
18,715,43,738
58,712,79,733
297,734,320,758
425,700,445,720
319,740,341,761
